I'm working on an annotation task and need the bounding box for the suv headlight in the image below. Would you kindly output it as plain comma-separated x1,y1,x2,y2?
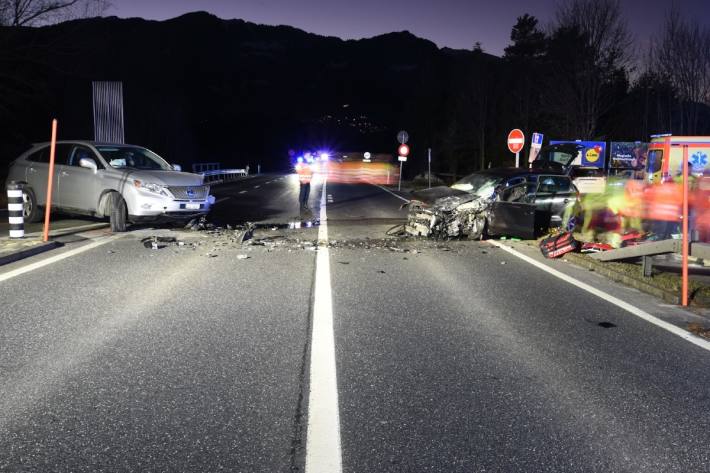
134,180,167,196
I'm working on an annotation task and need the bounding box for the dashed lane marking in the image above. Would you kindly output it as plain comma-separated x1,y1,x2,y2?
489,240,710,353
238,190,248,194
306,178,343,473
254,185,261,189
215,197,231,204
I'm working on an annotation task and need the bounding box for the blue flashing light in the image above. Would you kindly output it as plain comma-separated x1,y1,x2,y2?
296,156,304,164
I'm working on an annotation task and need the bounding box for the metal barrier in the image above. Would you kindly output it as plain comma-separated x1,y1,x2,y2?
200,169,249,184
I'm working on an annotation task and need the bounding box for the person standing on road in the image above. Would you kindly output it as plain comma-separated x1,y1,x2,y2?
296,158,314,210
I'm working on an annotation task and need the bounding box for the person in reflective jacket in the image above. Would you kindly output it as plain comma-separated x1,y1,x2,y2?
296,159,314,210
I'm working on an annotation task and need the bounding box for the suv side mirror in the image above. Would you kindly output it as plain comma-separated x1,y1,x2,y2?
79,157,98,173
172,164,182,172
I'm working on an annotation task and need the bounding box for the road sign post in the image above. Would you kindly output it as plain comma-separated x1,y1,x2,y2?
397,142,410,191
428,148,431,189
528,132,544,166
43,119,58,242
682,145,689,306
507,129,525,168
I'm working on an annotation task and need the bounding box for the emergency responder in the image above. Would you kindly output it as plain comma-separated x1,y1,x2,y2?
296,158,313,210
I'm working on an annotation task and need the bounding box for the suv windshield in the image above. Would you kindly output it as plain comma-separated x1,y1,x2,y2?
97,146,172,171
452,174,503,198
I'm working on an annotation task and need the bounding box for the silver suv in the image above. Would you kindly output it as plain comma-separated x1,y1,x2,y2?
5,141,214,232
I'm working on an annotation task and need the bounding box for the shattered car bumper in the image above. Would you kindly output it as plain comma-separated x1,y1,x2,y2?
404,187,491,239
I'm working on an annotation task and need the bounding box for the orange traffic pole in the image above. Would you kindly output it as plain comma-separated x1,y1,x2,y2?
681,145,689,306
42,119,58,242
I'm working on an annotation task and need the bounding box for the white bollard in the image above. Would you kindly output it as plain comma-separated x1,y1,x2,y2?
7,182,24,238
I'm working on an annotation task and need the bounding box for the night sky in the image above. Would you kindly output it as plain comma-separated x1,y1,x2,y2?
108,0,710,56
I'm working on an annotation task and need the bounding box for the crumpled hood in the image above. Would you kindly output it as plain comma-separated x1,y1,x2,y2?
410,186,471,205
410,186,480,211
127,170,204,186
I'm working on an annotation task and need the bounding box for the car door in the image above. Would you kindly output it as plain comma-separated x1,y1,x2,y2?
486,180,537,239
25,144,70,208
532,175,576,227
24,146,50,203
57,144,102,213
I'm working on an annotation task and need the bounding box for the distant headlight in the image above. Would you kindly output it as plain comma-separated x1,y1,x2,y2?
134,180,167,196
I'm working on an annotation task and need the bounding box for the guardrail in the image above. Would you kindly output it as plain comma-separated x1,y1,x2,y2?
200,169,249,184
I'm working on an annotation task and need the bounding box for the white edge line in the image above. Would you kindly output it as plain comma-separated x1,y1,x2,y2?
306,178,344,473
369,182,410,203
489,240,710,352
0,234,124,283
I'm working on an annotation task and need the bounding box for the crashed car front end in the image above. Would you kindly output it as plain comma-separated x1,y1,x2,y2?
405,192,492,239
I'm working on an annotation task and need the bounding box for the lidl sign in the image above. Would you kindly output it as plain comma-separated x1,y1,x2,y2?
550,140,606,168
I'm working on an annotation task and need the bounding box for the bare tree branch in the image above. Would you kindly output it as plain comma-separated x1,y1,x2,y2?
0,0,109,26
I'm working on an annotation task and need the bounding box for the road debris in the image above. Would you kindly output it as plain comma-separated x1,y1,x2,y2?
688,323,710,339
141,236,179,249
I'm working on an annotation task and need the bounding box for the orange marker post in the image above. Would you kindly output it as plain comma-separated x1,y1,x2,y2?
681,145,689,306
42,119,58,242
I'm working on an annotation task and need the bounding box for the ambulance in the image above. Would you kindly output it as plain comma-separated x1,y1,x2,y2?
646,134,710,183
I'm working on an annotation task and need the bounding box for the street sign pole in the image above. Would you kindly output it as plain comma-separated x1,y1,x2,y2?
428,148,432,189
396,138,410,191
682,145,689,306
507,129,525,168
398,161,403,191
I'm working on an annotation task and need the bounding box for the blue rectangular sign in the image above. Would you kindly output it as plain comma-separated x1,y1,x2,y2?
532,132,544,147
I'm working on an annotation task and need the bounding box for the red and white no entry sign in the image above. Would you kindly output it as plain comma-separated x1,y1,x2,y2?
398,144,410,156
507,129,525,154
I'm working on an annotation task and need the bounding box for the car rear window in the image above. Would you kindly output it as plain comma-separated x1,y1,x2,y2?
26,147,49,163
536,176,571,193
25,144,72,164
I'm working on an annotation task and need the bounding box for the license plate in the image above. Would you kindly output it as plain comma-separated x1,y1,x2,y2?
186,203,201,210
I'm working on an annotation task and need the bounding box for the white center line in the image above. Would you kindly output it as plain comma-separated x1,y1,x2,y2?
489,240,710,352
306,179,343,473
215,197,231,204
238,190,247,194
254,185,261,189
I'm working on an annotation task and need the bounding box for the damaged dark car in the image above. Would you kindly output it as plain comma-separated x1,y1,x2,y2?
405,168,580,240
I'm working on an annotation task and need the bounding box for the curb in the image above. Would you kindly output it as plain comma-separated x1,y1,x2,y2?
0,240,61,266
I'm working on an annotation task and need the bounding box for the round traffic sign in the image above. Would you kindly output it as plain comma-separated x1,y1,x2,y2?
398,144,410,156
397,130,409,144
507,129,525,154
364,152,371,159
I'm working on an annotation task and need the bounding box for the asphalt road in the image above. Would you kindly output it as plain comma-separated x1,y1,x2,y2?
1,172,709,472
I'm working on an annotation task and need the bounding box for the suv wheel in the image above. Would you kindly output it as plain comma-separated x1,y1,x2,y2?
109,192,128,232
22,187,42,223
